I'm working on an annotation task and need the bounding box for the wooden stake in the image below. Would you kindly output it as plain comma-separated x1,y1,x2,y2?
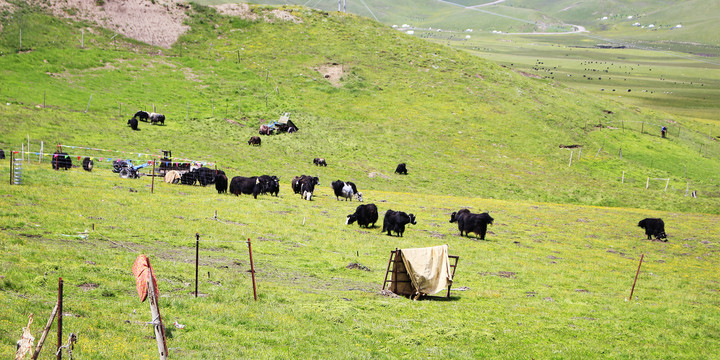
43,90,46,108
84,94,93,113
578,148,582,160
568,150,573,167
32,302,59,360
646,177,650,189
595,147,602,159
248,238,257,301
629,254,644,301
664,178,670,192
195,233,200,298
151,160,155,194
146,266,168,360
619,147,622,159
622,171,625,184
57,278,63,360
641,121,644,134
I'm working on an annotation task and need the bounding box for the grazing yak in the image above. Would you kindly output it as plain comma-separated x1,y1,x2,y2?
229,176,265,199
450,209,494,240
149,112,165,125
258,175,280,196
164,170,181,184
180,171,197,185
332,180,363,201
638,218,667,241
248,136,261,146
193,167,222,187
82,157,93,172
133,110,149,122
299,176,319,201
292,175,318,194
346,204,379,228
395,163,407,175
127,118,139,130
313,158,327,166
51,151,72,170
215,174,228,194
382,210,417,237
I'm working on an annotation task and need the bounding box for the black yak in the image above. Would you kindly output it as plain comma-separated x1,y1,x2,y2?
149,112,165,125
248,136,261,146
215,174,228,194
0,149,4,159
395,163,407,175
332,180,363,201
346,204,379,228
133,110,149,122
82,157,93,172
229,176,264,199
313,158,327,166
382,210,416,237
127,118,138,130
452,210,493,240
638,218,667,241
258,175,280,196
299,176,319,201
51,151,72,170
292,175,318,195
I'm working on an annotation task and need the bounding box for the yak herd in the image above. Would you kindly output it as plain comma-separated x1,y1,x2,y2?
150,159,668,241
127,110,166,130
14,145,669,241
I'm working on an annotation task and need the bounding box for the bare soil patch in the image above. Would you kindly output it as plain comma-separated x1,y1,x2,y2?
213,3,301,24
29,0,189,48
316,64,345,87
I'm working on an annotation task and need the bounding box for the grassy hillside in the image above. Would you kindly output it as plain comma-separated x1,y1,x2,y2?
0,3,719,359
0,2,717,214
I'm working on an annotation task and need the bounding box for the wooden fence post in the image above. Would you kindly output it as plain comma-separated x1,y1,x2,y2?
629,254,644,300
32,302,59,360
664,178,670,192
151,160,155,194
622,171,625,184
646,177,650,189
568,151,573,167
195,233,200,298
147,267,169,360
56,278,63,360
248,238,257,301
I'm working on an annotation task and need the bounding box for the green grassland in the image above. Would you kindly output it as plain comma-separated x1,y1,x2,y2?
0,2,719,359
1,162,719,359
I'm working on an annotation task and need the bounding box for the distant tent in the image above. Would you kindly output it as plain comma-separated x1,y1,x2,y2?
382,245,459,299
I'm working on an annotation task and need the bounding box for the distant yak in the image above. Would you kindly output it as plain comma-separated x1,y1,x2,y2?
395,163,407,175
450,209,494,240
638,218,667,241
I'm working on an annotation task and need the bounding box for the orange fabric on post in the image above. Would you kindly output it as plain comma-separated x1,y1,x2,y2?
132,254,159,302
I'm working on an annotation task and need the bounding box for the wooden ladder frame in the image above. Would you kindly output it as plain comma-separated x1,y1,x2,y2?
382,248,459,298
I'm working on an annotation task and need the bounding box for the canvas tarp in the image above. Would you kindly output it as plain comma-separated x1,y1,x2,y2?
392,245,453,297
